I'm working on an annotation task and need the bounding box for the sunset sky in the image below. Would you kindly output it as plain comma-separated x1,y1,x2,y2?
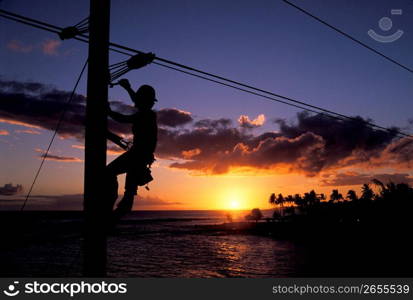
1,0,412,210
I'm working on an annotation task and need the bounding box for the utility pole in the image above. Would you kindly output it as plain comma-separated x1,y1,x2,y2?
83,0,111,276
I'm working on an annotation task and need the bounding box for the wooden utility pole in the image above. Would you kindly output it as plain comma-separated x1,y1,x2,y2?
83,0,111,276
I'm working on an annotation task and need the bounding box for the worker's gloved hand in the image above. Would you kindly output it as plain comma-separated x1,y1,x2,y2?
126,52,156,70
118,79,131,89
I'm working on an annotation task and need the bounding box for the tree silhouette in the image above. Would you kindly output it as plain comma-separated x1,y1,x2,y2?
276,193,285,215
303,190,319,206
269,193,276,206
269,193,285,217
372,179,413,204
285,195,295,205
360,184,374,201
272,210,281,220
294,194,304,207
319,193,326,201
346,190,358,202
226,212,233,223
329,189,343,203
245,208,263,223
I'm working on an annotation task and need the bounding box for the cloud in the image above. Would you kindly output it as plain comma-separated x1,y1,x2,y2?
71,144,84,150
321,172,413,186
134,195,182,207
1,79,411,176
238,114,265,128
158,111,405,176
0,80,49,93
0,118,42,129
6,40,34,53
15,129,41,135
72,143,123,156
0,183,23,196
157,108,193,127
182,148,201,159
40,39,61,56
0,79,88,139
0,194,83,210
0,193,180,210
6,39,62,56
0,79,200,140
0,129,9,135
35,148,82,163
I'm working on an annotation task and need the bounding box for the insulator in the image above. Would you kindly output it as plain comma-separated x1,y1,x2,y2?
58,17,89,40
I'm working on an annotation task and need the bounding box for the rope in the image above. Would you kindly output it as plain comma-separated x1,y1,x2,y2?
20,59,89,211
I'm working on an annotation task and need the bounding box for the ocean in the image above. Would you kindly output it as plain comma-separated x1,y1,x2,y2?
1,210,410,277
0,210,301,277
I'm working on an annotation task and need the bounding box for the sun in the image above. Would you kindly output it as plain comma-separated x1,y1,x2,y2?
229,200,241,210
224,189,245,210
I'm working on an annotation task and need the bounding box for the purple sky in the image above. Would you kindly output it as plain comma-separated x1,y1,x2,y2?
0,0,412,209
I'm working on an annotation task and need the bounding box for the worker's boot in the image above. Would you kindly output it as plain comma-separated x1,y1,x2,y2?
111,191,135,227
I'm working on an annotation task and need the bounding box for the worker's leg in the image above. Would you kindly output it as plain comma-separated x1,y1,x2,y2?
105,152,131,211
114,169,138,215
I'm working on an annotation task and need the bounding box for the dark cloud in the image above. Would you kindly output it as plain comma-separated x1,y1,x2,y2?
0,194,180,210
0,194,83,210
275,112,398,167
35,149,82,162
321,172,413,186
1,79,411,176
0,79,87,140
157,108,193,127
169,131,325,175
0,183,23,196
194,118,232,129
159,111,406,175
135,195,183,207
0,80,194,142
0,79,46,93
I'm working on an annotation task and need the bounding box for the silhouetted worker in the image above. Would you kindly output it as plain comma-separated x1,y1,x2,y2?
106,78,158,221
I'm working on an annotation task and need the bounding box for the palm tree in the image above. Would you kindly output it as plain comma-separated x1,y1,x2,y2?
294,194,304,207
346,190,358,202
276,193,285,216
285,195,294,205
269,193,276,205
307,190,319,205
360,183,374,201
329,189,343,203
269,193,285,216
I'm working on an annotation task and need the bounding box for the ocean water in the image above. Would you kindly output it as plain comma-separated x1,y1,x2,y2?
2,210,408,277
0,210,301,277
107,210,299,277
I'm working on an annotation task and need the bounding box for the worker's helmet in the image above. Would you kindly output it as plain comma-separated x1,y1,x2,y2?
136,85,157,102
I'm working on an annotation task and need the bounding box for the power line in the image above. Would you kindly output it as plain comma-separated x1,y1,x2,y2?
1,9,412,140
20,59,89,211
115,44,410,138
281,0,413,74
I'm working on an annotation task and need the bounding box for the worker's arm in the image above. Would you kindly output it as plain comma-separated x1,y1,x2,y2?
118,79,137,103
